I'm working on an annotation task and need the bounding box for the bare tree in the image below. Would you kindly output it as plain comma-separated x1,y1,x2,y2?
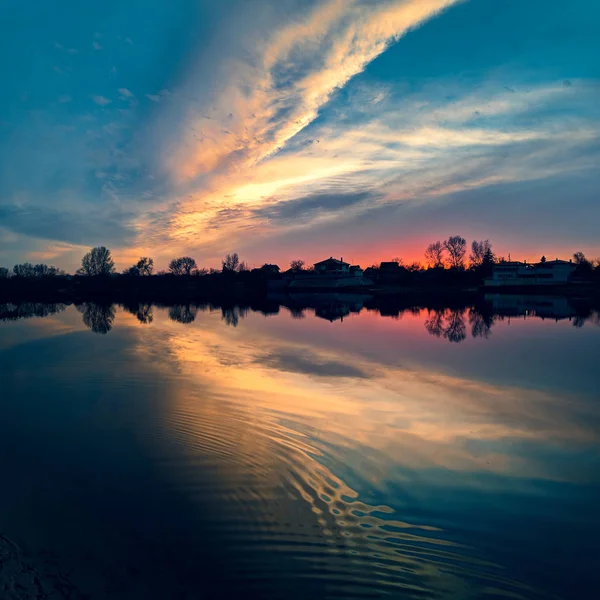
13,263,35,277
124,257,154,276
136,257,154,275
11,263,64,277
470,240,492,268
222,253,242,272
444,236,467,270
424,242,445,268
80,247,115,276
573,251,588,265
169,257,197,275
289,259,305,272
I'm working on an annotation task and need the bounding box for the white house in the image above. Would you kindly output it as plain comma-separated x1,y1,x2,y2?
485,259,576,287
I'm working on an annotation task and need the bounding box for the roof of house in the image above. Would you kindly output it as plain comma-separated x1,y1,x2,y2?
538,259,573,266
314,257,350,267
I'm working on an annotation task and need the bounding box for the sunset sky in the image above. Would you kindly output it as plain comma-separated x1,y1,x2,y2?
1,0,599,271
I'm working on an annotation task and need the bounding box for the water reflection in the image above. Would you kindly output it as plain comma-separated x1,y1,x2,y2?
122,301,154,325
77,302,116,334
1,300,599,599
0,301,66,322
62,295,600,340
168,304,198,324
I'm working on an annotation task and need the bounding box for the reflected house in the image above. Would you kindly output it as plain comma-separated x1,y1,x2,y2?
288,257,373,290
288,292,371,322
485,294,578,320
485,259,577,288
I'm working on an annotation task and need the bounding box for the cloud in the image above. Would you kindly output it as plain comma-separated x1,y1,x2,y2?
253,190,374,224
93,41,103,50
57,95,72,103
0,203,135,247
165,73,600,253
165,0,461,184
118,88,134,98
259,347,370,379
91,95,111,106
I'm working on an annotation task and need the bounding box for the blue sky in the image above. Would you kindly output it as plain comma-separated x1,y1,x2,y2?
1,0,599,270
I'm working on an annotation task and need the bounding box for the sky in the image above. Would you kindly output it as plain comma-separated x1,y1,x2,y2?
1,0,599,272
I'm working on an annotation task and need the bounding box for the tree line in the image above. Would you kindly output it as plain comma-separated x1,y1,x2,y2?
1,239,599,280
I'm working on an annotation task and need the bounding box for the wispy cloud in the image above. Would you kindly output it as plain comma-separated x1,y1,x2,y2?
91,95,111,106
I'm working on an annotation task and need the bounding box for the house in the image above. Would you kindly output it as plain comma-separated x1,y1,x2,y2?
485,259,576,287
313,257,350,274
378,261,405,284
258,264,280,274
288,257,373,290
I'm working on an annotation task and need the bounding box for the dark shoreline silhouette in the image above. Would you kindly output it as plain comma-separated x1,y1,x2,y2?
3,293,599,340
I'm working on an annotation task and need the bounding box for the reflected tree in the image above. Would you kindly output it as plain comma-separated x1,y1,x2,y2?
221,306,248,327
0,302,66,322
424,309,445,337
424,308,467,342
444,310,467,343
168,304,198,324
80,302,116,334
469,309,495,339
289,307,306,319
123,302,154,324
135,303,153,324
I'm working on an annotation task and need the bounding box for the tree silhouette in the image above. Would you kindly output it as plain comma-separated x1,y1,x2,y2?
470,240,492,268
424,242,444,268
289,259,305,272
424,309,445,337
444,236,467,270
169,257,197,276
469,309,495,338
80,247,115,276
1,302,66,322
168,304,197,323
222,253,240,272
80,302,116,334
11,263,64,277
0,267,9,278
540,255,546,263
221,306,248,327
13,263,35,277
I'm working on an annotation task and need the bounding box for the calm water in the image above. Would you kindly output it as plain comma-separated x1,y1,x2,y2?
1,298,599,599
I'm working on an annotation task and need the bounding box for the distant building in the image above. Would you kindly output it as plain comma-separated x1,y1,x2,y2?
259,264,280,274
485,259,576,287
313,257,350,274
378,261,404,284
288,257,372,290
